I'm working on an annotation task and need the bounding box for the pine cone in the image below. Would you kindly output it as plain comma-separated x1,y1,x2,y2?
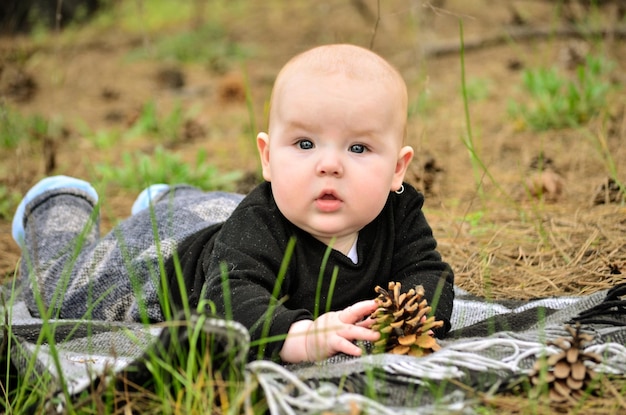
592,177,625,205
529,324,602,404
370,281,443,357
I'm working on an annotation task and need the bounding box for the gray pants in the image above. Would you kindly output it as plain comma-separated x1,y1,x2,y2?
19,186,243,322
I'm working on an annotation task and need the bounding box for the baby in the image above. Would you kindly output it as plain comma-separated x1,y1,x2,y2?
12,44,454,363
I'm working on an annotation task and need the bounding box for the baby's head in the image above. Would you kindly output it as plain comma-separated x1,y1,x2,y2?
257,44,414,253
268,44,408,139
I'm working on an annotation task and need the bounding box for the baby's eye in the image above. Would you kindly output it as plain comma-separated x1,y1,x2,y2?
349,144,367,153
297,139,314,150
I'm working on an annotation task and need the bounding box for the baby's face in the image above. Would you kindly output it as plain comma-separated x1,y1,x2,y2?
258,69,412,252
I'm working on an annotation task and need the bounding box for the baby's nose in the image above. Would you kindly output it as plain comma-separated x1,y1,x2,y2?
316,152,344,176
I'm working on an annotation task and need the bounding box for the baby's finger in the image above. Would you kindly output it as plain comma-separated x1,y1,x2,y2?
338,324,380,342
355,317,376,328
331,336,365,357
340,300,378,323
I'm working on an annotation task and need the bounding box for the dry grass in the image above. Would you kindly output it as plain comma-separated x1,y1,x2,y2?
480,375,626,415
433,202,626,300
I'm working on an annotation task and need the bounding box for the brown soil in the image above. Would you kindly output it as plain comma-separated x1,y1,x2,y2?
1,0,625,302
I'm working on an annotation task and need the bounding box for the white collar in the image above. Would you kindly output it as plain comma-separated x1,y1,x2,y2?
346,235,358,264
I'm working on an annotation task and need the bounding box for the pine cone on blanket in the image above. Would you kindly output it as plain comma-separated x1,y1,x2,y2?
529,323,602,404
370,282,443,357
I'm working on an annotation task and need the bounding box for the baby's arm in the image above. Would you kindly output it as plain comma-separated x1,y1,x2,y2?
279,300,381,363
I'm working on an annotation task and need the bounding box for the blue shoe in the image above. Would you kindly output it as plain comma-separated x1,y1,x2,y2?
12,175,99,247
131,184,170,215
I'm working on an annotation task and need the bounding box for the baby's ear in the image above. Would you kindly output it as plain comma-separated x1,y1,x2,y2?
392,146,414,191
256,132,272,181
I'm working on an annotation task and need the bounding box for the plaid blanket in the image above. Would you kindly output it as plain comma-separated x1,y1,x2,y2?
2,284,626,414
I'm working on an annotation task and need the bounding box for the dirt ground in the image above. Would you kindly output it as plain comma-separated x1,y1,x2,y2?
1,0,625,300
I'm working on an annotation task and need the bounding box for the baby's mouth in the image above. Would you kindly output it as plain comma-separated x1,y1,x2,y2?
315,191,343,212
317,189,342,201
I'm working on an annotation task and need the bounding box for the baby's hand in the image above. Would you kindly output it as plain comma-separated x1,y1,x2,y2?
279,300,380,363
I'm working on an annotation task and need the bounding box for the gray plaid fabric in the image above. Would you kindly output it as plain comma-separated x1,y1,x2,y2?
3,284,625,414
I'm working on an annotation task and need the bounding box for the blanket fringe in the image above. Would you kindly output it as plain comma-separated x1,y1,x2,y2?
247,360,471,415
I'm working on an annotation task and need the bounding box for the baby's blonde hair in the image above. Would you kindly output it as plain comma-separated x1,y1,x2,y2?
268,44,408,139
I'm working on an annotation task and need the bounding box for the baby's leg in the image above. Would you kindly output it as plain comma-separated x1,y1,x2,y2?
13,179,243,323
59,184,244,323
12,176,100,318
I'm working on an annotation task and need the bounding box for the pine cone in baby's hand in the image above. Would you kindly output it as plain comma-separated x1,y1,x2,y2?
370,281,443,356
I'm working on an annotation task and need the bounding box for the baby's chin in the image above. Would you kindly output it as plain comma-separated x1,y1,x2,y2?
302,225,361,248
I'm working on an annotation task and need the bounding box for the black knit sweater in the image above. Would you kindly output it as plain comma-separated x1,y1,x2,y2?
165,181,454,360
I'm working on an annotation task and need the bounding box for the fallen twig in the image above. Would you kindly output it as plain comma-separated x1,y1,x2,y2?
423,24,626,57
